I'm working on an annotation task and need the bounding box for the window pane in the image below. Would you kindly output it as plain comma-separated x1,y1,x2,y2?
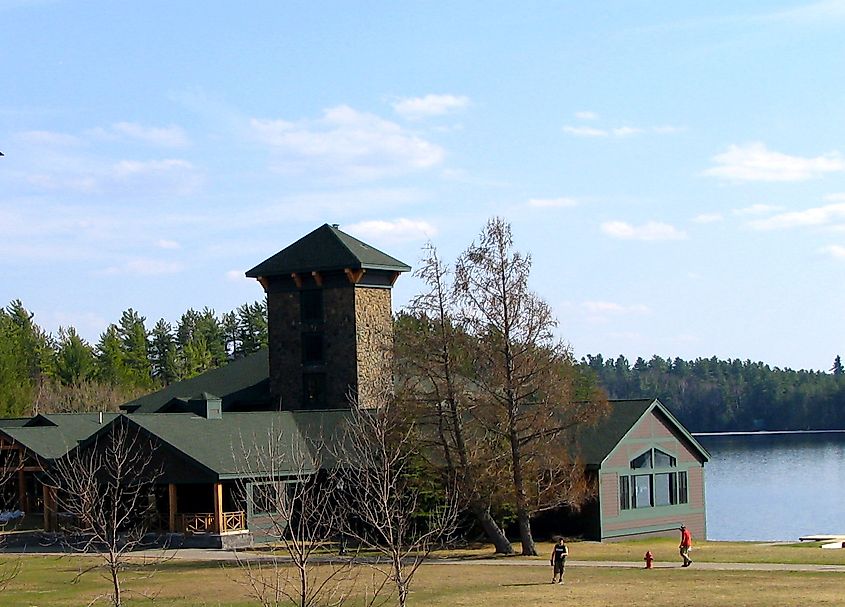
633,475,652,508
619,476,630,511
301,332,323,364
302,373,326,409
654,449,676,468
630,451,652,469
678,471,688,504
669,472,678,505
300,290,323,323
654,473,671,506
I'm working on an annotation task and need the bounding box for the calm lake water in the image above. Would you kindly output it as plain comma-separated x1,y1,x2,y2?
697,432,845,541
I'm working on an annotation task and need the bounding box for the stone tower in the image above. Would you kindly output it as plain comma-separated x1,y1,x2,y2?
246,224,410,410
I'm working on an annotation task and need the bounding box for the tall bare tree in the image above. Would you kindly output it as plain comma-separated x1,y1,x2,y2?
48,417,164,607
233,425,354,607
337,399,458,607
454,217,607,556
397,244,514,554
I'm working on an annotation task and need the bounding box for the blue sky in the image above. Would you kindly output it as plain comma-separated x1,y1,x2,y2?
2,1,844,371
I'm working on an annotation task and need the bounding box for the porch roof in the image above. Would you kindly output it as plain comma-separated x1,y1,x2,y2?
0,413,119,461
125,410,353,479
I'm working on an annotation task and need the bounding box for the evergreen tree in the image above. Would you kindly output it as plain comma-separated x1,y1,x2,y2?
149,319,178,385
832,355,843,377
116,309,153,389
50,327,96,386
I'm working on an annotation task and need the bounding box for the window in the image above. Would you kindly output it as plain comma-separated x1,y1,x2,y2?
300,290,323,323
301,332,324,364
631,451,652,469
619,476,630,511
633,475,652,508
654,473,671,506
678,471,688,504
654,449,676,467
302,373,326,409
617,448,689,512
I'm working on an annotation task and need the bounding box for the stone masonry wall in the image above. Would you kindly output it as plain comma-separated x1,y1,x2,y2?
353,287,394,408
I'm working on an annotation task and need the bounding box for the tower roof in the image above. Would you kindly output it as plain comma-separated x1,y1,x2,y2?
246,223,411,278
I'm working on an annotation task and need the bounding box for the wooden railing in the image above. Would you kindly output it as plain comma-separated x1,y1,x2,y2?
178,511,246,534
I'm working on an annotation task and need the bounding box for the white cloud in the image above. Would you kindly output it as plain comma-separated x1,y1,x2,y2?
820,244,845,260
749,202,845,230
693,213,723,223
562,125,608,137
611,126,644,137
11,126,203,196
732,203,782,216
344,218,437,244
574,111,599,120
653,125,687,134
156,239,180,249
601,220,687,241
250,105,444,181
527,197,578,208
105,122,189,147
563,124,682,138
704,142,845,182
392,94,470,120
761,0,845,23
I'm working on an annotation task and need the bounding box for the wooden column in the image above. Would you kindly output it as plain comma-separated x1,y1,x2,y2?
17,469,26,512
213,483,224,534
42,484,55,532
168,484,178,532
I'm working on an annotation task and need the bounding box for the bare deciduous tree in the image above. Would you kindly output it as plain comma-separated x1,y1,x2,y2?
397,243,514,554
454,217,607,556
337,399,459,607
233,425,355,607
48,417,165,607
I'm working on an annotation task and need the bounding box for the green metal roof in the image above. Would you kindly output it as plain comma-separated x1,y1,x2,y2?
124,410,353,479
0,413,119,461
572,398,709,467
246,223,411,278
122,349,270,414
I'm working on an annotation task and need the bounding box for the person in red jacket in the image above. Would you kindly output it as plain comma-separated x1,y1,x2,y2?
679,524,693,567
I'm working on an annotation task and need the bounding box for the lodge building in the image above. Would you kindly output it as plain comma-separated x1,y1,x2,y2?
0,224,708,546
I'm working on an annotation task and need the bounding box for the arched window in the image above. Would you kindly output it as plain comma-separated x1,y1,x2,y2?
619,448,687,511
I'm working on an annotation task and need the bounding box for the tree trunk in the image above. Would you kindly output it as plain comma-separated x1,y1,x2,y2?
471,502,513,555
516,505,536,556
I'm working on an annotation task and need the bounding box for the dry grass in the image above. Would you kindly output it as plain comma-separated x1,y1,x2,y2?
440,538,845,566
2,540,845,606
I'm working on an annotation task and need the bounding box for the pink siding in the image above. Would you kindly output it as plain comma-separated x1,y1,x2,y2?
605,410,702,467
601,473,619,518
688,467,704,509
604,512,706,542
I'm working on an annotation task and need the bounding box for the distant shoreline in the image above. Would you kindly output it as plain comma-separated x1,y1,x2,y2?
694,429,845,437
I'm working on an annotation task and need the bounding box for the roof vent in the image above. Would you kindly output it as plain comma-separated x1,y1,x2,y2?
331,223,339,228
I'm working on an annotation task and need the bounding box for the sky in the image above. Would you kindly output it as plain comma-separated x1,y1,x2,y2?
2,1,845,371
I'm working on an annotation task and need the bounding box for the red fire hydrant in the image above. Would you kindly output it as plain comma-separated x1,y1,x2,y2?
644,550,654,569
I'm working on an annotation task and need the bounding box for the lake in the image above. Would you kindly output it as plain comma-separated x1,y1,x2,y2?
697,432,845,542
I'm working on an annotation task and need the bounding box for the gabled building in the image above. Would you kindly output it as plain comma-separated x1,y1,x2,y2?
0,224,707,546
570,398,709,541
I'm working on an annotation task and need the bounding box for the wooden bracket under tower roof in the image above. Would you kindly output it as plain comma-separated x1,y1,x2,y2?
344,268,366,284
291,272,303,288
311,271,323,286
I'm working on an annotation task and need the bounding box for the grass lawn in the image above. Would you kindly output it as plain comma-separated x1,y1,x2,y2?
2,540,844,606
